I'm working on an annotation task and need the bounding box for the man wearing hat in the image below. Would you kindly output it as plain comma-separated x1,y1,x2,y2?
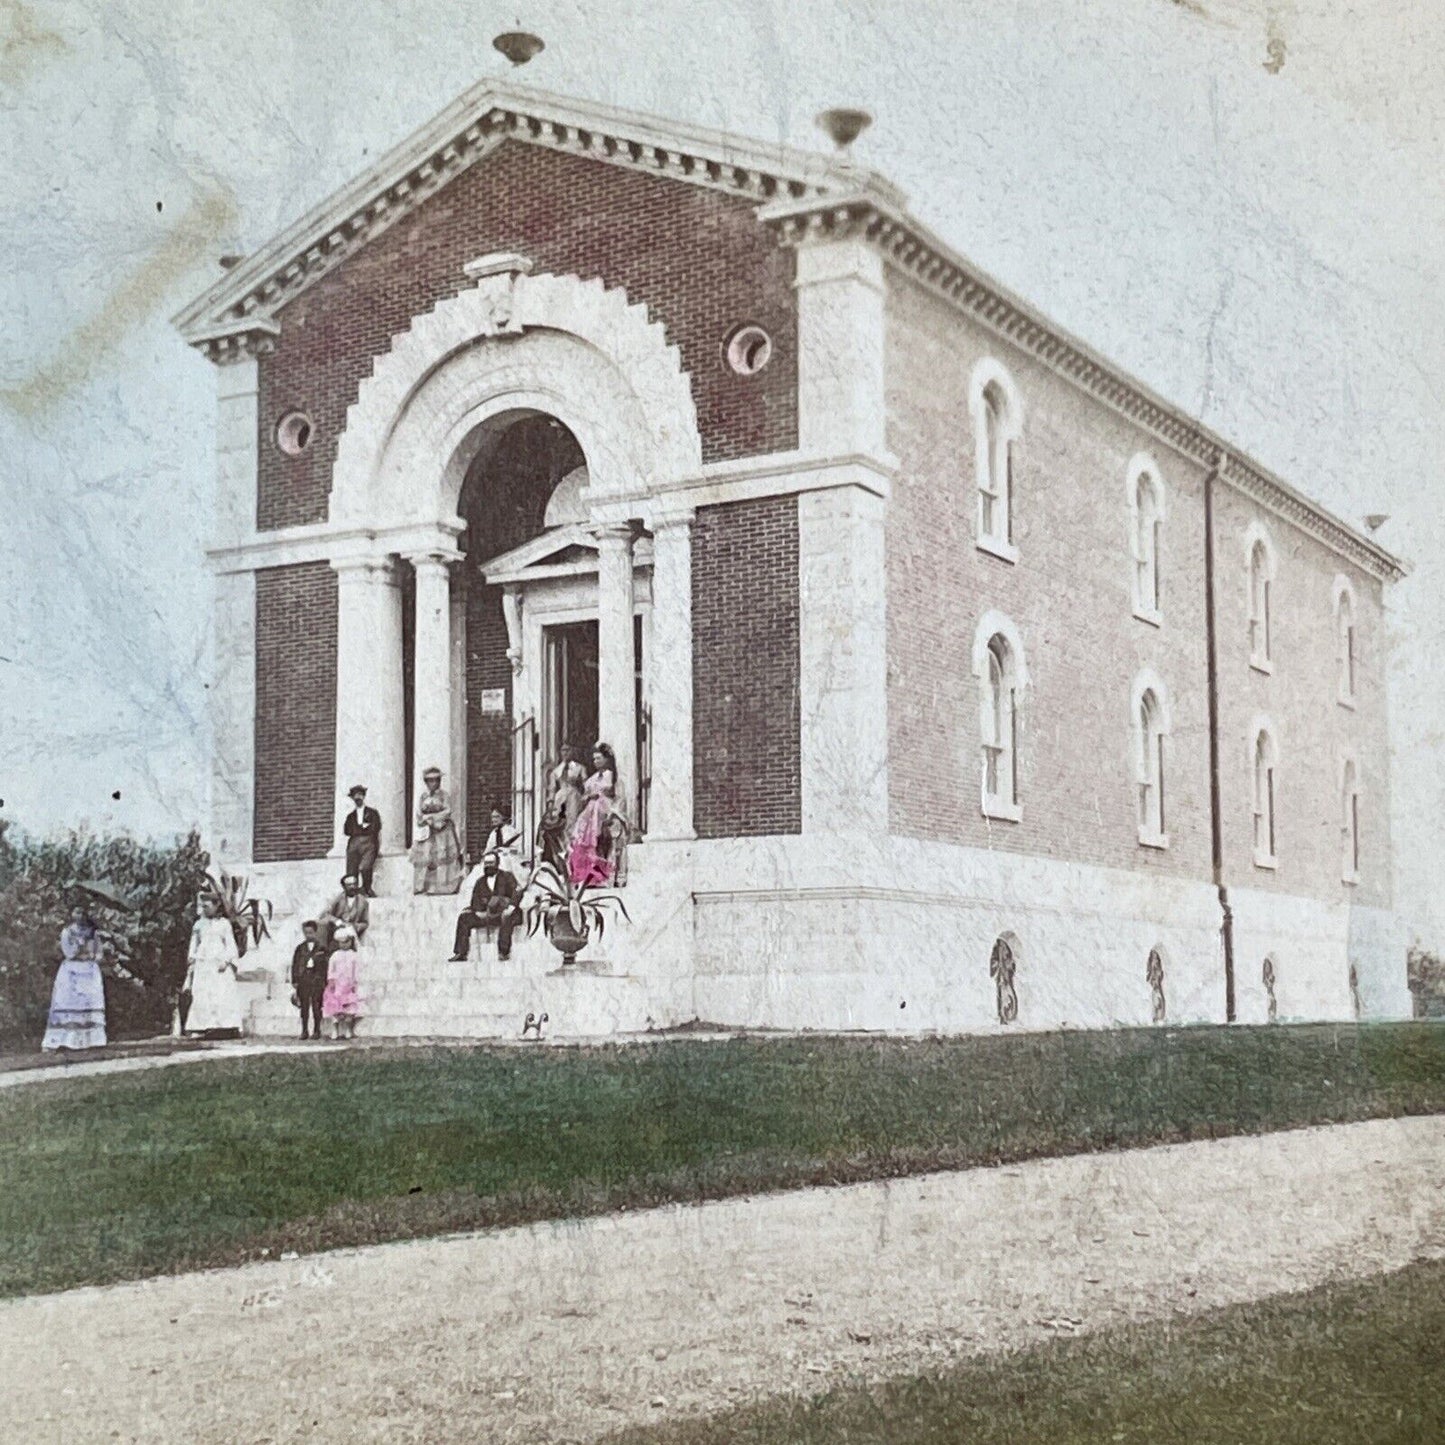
342,784,383,897
319,873,370,949
449,850,520,962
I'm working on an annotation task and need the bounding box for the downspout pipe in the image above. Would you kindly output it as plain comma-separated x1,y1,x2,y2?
1204,450,1236,1022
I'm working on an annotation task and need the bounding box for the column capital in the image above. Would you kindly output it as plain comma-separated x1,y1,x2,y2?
648,508,696,533
331,553,401,583
405,547,463,572
592,521,637,546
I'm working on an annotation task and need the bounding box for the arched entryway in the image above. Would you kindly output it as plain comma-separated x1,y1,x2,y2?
325,262,702,876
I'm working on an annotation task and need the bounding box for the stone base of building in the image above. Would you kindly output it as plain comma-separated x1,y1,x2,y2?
232,838,1412,1040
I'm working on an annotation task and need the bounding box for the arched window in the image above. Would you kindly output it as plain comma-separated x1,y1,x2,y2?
1131,670,1170,848
973,611,1028,821
1333,577,1357,705
970,360,1021,561
1252,724,1279,868
983,636,1016,811
1245,523,1276,670
1341,757,1361,884
1137,690,1166,842
1128,455,1164,622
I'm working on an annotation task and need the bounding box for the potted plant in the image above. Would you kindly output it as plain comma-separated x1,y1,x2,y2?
520,860,629,966
202,868,273,960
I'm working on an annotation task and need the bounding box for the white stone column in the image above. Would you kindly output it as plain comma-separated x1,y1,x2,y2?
595,523,639,823
215,357,259,544
206,357,260,865
331,556,407,859
646,512,695,839
209,568,255,867
798,486,889,836
409,550,459,813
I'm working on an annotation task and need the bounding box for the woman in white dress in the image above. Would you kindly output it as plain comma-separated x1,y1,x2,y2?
41,909,107,1051
185,893,244,1037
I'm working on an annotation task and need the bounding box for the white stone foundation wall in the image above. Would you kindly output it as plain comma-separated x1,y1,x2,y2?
226,837,1411,1039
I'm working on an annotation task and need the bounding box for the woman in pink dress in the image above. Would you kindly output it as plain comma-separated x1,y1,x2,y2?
322,924,363,1040
568,743,620,886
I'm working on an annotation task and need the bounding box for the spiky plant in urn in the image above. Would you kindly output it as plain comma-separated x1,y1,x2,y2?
520,860,629,966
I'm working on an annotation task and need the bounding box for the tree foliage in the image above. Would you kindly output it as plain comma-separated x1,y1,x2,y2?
0,819,210,1046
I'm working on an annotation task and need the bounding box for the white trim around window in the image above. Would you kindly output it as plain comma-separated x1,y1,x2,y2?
1340,753,1362,885
969,358,1022,565
1331,574,1358,708
1130,667,1171,849
1244,520,1276,674
972,609,1028,822
1126,452,1165,626
1249,714,1280,870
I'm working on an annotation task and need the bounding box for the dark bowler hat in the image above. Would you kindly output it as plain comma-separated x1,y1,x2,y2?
348,784,367,798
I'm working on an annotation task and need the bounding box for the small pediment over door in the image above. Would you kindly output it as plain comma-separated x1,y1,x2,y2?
477,525,652,587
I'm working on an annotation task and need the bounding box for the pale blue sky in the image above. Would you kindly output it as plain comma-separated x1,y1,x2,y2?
2,0,1441,937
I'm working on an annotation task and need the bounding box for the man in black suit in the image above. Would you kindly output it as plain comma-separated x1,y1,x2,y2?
450,851,520,962
290,920,329,1040
342,784,382,897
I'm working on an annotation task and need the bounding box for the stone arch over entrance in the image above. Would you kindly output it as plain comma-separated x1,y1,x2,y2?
326,265,703,873
329,266,703,529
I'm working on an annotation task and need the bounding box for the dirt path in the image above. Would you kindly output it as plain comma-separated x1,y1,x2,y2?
4,1116,1442,1444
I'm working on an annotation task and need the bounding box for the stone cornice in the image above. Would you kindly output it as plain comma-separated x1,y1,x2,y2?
172,81,897,351
763,194,1405,583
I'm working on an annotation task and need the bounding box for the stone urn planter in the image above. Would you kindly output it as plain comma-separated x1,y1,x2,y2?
520,862,629,967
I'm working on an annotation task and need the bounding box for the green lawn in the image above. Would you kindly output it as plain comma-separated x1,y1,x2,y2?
602,1260,1445,1444
0,1024,1442,1297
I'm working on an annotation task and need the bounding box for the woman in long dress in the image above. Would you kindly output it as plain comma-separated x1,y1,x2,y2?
412,766,465,895
568,743,621,887
186,893,244,1037
322,924,363,1040
41,909,107,1051
550,744,588,837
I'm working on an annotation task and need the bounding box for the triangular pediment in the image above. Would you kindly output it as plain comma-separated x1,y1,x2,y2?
172,80,903,351
476,525,653,586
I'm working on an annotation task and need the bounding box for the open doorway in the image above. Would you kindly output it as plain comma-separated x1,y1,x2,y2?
542,620,600,767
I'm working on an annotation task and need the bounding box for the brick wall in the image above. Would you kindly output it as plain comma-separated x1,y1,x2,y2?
253,562,338,861
256,140,798,530
692,497,802,837
883,272,1392,911
1213,483,1392,907
884,273,1214,882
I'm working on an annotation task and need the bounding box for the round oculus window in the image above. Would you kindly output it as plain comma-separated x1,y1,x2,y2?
276,411,314,456
724,325,773,376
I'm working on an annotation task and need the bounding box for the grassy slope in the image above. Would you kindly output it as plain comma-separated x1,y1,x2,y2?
1,1023,1442,1297
602,1260,1445,1445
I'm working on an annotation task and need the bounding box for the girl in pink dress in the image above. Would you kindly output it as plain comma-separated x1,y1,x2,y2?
568,743,619,886
322,925,363,1040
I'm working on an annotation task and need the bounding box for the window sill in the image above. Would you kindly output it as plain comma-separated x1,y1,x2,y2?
1137,829,1170,851
1132,606,1163,629
1249,655,1274,677
1341,871,1359,887
1337,692,1356,711
1252,850,1278,871
976,534,1019,566
981,798,1022,824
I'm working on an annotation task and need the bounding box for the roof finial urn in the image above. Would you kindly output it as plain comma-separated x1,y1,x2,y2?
493,30,544,66
815,107,872,152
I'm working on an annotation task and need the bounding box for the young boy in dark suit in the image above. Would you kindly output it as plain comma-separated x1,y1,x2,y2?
291,920,329,1040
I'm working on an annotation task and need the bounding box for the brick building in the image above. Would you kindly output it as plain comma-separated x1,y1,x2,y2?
174,79,1408,1037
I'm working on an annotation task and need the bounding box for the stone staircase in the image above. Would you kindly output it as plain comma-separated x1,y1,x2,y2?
239,850,685,1041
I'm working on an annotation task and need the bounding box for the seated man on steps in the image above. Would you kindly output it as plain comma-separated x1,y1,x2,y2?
450,850,520,962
